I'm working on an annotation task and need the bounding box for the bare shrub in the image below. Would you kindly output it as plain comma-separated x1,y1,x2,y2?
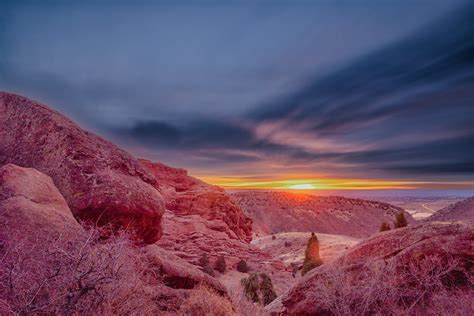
0,226,152,315
227,283,267,316
299,251,473,315
179,285,235,316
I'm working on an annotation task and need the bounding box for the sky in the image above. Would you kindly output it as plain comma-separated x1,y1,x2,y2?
1,0,473,190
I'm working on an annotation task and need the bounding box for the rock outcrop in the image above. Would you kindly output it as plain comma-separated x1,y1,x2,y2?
0,163,83,240
0,164,230,314
267,221,474,315
232,191,415,238
0,92,164,243
140,159,252,242
156,211,285,272
427,196,474,222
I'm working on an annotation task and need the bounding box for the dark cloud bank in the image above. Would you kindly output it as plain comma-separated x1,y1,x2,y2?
1,1,473,183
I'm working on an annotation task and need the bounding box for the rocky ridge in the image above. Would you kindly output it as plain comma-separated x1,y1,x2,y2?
0,92,164,243
232,191,415,238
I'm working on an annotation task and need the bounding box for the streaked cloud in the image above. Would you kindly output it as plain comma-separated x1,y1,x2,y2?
1,0,472,189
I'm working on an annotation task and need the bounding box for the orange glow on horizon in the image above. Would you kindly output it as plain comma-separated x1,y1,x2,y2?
288,184,317,190
196,176,474,191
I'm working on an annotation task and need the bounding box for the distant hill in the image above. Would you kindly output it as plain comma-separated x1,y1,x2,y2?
231,191,415,238
426,196,474,221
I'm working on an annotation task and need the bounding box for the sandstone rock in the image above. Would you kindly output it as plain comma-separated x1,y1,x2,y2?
0,164,229,314
0,92,164,243
232,191,415,238
144,244,226,295
0,163,83,239
427,196,474,221
140,159,252,242
267,221,474,315
156,211,284,272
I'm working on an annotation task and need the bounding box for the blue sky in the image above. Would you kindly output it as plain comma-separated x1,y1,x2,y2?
1,0,473,188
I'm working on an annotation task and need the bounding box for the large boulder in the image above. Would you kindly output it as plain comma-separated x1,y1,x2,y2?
267,221,474,315
0,163,83,240
140,159,252,242
0,92,164,243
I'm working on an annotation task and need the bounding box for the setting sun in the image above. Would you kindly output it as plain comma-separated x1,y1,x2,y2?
288,184,316,190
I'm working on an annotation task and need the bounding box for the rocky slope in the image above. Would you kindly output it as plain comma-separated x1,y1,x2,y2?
267,221,474,315
232,191,415,238
140,159,252,242
427,196,474,221
252,232,360,267
0,164,229,314
0,92,164,243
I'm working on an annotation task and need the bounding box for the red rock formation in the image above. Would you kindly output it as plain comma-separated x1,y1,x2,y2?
156,211,285,272
232,191,415,238
140,159,252,242
0,164,230,314
0,92,164,243
267,221,474,315
427,196,474,221
0,163,83,239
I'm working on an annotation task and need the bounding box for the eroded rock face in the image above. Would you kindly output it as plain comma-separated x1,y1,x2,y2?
427,196,474,221
267,221,474,315
140,159,252,242
0,92,164,243
157,211,285,272
0,163,83,239
232,191,415,238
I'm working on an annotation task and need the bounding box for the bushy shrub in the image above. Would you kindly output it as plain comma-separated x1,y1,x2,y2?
240,273,260,303
259,273,277,306
379,222,391,232
237,259,249,273
240,273,278,306
214,255,226,274
394,212,408,228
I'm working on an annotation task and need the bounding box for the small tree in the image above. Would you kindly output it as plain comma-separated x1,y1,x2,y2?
240,273,277,306
199,253,210,267
237,259,249,273
301,232,323,276
240,273,260,303
199,253,214,276
214,255,226,274
379,222,391,232
394,212,408,229
259,273,277,306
